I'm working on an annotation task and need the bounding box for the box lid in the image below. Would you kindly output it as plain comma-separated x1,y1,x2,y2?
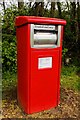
15,16,66,27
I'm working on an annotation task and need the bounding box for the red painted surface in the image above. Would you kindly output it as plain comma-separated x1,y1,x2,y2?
15,16,66,27
30,49,59,113
15,16,66,114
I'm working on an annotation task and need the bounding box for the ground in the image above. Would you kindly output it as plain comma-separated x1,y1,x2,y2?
2,66,80,119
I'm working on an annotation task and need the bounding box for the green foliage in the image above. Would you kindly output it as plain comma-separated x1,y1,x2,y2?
2,35,17,72
2,5,29,73
61,66,80,91
62,48,68,60
2,71,17,92
2,6,17,72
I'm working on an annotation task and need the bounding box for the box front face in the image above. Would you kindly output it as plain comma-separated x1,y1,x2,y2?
28,24,62,113
29,49,60,113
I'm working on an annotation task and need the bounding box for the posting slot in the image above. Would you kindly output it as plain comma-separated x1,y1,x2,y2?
30,24,59,48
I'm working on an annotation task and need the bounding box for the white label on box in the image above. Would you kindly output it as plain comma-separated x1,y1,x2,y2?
38,57,52,69
34,25,55,30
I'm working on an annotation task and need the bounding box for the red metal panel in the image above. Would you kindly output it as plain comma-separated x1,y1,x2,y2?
16,24,31,113
15,16,66,27
16,25,28,112
29,49,60,113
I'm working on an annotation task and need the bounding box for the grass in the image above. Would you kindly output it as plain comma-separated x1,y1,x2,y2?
2,72,17,92
2,65,80,92
61,65,80,92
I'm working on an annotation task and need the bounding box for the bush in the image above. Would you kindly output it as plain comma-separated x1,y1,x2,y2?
2,5,29,73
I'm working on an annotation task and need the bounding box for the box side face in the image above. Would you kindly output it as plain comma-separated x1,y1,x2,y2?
16,24,30,113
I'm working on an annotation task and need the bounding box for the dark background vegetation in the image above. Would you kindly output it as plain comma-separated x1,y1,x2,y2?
1,1,80,73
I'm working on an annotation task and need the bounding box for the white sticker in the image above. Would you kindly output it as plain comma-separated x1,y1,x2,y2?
34,25,55,30
38,57,52,69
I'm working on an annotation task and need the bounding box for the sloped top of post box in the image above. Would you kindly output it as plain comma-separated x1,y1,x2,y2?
15,16,66,27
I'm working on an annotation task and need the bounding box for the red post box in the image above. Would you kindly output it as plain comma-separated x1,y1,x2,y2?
15,16,66,114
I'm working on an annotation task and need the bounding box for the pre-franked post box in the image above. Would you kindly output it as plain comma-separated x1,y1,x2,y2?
15,16,66,114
